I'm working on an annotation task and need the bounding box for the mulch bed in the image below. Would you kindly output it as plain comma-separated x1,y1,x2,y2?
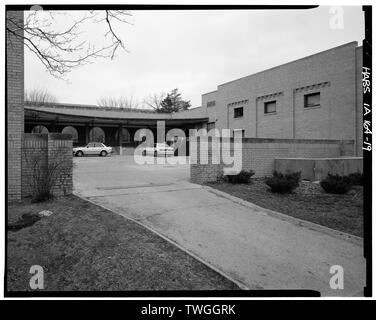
7,195,239,292
207,179,363,237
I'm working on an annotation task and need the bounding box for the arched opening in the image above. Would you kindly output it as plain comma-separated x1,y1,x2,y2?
116,127,131,143
31,125,49,134
121,128,131,142
89,127,105,143
62,126,78,143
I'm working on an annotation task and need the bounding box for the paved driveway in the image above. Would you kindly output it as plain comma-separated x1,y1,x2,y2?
73,155,365,296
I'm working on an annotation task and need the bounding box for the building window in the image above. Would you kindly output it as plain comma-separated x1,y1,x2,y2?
207,101,216,107
234,107,243,118
264,100,276,114
304,92,320,108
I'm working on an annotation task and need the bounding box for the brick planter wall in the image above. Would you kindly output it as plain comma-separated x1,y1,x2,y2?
190,137,355,184
275,157,363,181
22,134,73,198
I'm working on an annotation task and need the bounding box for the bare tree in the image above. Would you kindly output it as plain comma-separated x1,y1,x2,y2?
142,92,166,111
6,9,132,78
25,88,57,106
97,95,139,109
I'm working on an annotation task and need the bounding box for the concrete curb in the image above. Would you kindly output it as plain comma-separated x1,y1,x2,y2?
204,186,364,247
74,193,250,291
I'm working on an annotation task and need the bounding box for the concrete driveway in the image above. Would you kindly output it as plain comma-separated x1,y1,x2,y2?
73,155,365,296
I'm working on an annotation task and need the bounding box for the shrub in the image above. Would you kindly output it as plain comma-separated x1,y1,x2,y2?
23,147,65,202
320,174,353,194
345,172,364,186
265,171,301,193
226,170,255,184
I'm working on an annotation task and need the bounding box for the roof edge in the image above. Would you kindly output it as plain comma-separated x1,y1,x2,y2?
218,41,358,88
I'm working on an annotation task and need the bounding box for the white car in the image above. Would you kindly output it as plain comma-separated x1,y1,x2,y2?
142,142,174,157
73,142,112,157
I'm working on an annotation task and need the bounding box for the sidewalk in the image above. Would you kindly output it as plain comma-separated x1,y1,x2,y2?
74,156,365,296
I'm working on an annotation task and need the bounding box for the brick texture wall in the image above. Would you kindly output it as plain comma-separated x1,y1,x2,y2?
190,137,355,184
201,42,362,155
7,10,24,201
22,134,73,198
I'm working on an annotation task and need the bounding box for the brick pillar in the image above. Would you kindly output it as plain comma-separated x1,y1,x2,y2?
47,134,73,196
7,10,24,201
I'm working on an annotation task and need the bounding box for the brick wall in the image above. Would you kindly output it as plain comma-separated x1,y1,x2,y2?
275,157,363,181
190,137,355,184
201,42,362,155
7,10,24,201
22,134,73,198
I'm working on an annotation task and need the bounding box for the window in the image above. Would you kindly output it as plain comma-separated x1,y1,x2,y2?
234,107,244,118
304,92,320,108
264,101,276,114
207,101,216,107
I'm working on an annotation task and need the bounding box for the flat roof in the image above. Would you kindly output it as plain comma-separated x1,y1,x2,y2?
202,41,359,95
24,103,209,124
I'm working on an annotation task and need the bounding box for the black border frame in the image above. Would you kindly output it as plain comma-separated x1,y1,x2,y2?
362,5,372,298
4,4,372,299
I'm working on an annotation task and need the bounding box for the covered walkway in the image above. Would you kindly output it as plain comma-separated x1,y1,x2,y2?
25,103,208,152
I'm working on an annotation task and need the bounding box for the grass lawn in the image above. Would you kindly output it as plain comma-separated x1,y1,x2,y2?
7,195,239,291
207,179,363,237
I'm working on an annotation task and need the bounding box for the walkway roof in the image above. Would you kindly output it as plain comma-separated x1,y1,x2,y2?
25,103,209,127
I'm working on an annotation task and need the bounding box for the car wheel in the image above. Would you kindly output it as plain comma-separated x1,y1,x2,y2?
100,150,108,157
76,151,83,157
154,151,158,157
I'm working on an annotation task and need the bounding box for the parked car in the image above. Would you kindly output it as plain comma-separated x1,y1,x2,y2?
142,142,174,157
73,142,112,157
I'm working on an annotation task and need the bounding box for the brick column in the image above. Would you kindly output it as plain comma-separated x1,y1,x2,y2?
7,10,24,201
47,134,73,196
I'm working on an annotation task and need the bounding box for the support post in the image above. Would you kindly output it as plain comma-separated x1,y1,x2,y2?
118,124,123,155
85,124,90,144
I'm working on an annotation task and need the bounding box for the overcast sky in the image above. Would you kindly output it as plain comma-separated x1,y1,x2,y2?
24,6,364,108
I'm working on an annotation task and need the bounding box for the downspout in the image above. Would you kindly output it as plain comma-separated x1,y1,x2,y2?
255,98,258,138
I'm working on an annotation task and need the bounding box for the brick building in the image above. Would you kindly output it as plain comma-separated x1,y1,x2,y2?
201,42,363,156
24,41,363,159
9,10,363,198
